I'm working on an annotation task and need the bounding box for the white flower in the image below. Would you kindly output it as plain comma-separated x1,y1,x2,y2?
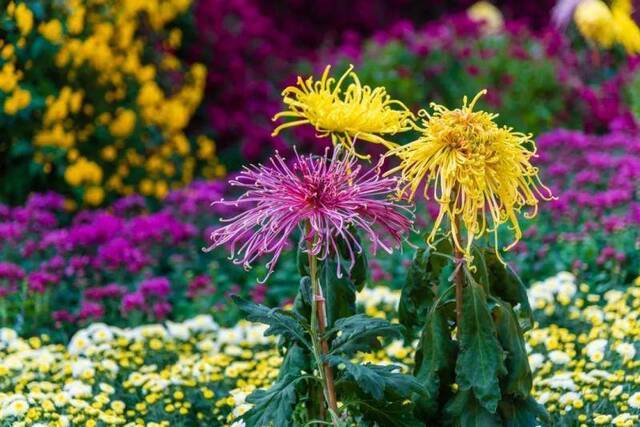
559,391,582,406
0,395,29,419
628,392,640,409
183,314,219,333
548,350,571,365
615,342,636,361
584,339,608,362
232,403,252,418
166,321,190,340
87,323,114,343
71,358,95,378
528,353,545,371
541,373,577,390
68,331,91,356
63,381,92,398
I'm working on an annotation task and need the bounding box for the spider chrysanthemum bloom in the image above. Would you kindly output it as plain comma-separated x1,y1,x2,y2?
204,148,413,281
271,65,414,159
385,90,553,262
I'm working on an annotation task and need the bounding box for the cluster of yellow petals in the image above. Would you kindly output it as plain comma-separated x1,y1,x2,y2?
272,65,414,158
574,0,640,54
385,90,554,262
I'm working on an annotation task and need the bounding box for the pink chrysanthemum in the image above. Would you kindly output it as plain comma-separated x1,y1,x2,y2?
204,148,413,282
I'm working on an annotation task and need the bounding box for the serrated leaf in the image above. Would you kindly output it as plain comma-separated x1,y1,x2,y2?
277,344,310,381
326,314,403,356
232,296,311,350
243,374,301,427
321,259,357,329
327,355,422,401
456,283,506,414
413,306,457,418
498,396,550,427
492,298,533,399
445,390,501,427
485,251,533,331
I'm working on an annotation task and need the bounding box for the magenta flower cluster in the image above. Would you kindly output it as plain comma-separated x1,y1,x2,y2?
0,182,233,328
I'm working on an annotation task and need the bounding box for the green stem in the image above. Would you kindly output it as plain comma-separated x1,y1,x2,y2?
307,231,340,425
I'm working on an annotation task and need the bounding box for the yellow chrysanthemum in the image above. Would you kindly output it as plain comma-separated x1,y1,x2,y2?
272,65,414,158
611,0,640,54
467,1,504,35
574,0,617,49
574,0,640,54
386,90,553,262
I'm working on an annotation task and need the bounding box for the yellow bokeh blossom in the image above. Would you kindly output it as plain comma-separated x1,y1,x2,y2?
467,1,504,35
14,3,34,36
272,65,414,158
83,186,105,206
4,86,31,115
385,90,554,262
109,109,136,138
574,0,640,54
611,0,640,54
64,158,103,187
40,20,64,44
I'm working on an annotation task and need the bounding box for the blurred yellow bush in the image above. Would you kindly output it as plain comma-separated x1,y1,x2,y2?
0,0,224,206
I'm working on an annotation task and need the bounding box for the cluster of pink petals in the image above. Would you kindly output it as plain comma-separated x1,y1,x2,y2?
204,148,413,281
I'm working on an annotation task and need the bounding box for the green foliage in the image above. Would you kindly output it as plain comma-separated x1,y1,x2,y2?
456,283,506,413
401,242,547,426
237,235,422,426
326,314,403,355
232,296,311,350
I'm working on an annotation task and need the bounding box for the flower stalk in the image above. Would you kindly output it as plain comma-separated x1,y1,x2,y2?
307,227,340,424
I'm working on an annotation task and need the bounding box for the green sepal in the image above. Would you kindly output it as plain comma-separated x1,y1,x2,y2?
455,283,506,414
492,298,533,399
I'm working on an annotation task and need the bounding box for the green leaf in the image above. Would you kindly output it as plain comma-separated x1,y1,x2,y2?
327,355,422,401
398,248,435,334
326,314,403,356
445,390,501,427
350,249,368,292
320,259,357,329
485,251,533,331
498,396,550,427
232,296,311,350
413,306,457,418
277,344,310,381
455,283,506,414
492,298,533,399
243,374,301,427
470,246,490,294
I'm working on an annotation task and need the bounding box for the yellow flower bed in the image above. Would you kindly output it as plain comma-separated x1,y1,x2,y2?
0,274,638,426
0,0,224,205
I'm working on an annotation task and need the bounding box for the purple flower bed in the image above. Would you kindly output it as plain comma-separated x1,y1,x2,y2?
0,181,293,336
511,128,640,285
